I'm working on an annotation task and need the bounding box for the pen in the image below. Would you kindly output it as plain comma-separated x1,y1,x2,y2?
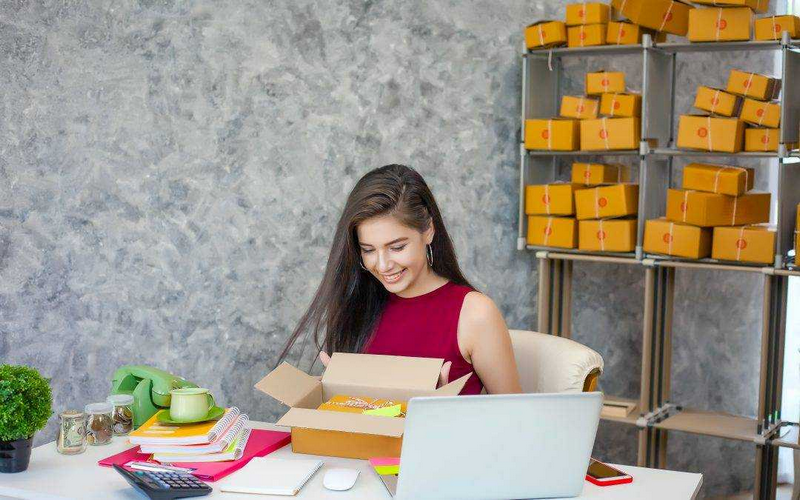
126,461,196,474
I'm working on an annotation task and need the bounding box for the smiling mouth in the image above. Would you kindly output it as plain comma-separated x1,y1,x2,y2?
381,269,406,284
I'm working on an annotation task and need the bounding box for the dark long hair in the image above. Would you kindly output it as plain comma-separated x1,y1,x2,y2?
275,164,474,367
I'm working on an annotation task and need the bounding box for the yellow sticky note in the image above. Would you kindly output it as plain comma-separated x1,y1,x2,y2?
363,404,402,417
374,465,400,475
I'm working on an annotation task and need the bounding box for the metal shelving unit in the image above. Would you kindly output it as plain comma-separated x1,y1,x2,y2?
519,33,800,500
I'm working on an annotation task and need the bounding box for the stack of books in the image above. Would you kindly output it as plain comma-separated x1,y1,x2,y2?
129,407,251,463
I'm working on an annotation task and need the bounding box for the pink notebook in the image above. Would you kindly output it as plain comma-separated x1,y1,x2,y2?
99,429,291,482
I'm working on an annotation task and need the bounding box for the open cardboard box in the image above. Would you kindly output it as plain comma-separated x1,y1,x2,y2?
255,353,472,459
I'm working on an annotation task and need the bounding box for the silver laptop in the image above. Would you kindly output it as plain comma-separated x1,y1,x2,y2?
377,392,603,500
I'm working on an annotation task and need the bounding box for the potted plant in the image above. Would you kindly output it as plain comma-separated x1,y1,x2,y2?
0,364,52,473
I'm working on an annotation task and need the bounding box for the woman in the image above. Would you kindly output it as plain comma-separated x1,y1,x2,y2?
277,164,521,394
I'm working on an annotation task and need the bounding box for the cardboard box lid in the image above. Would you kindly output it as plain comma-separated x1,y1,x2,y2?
277,407,407,438
323,353,444,390
256,353,473,410
255,362,323,408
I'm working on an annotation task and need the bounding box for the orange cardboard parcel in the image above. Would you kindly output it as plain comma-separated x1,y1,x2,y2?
726,70,780,101
744,128,780,152
527,216,578,248
666,189,771,227
607,22,666,45
571,162,630,185
693,0,769,13
579,219,637,252
644,219,712,259
688,7,753,42
676,115,744,153
755,15,800,41
693,86,741,117
740,98,781,128
611,0,693,36
526,21,568,49
580,117,641,151
525,119,580,151
526,184,586,215
682,163,754,196
712,225,775,265
574,183,639,220
566,2,610,26
255,353,471,459
568,24,607,48
586,71,625,95
560,95,600,120
600,93,642,117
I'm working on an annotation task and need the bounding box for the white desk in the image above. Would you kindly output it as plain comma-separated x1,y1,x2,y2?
0,421,702,500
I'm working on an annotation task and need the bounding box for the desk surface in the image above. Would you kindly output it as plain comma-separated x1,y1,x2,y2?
0,421,702,500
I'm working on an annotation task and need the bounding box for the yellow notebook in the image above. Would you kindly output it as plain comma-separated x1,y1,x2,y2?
129,408,240,446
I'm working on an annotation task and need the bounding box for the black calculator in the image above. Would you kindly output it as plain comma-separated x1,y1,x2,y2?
113,464,212,499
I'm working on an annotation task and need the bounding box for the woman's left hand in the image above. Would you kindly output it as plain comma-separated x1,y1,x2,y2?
438,361,451,388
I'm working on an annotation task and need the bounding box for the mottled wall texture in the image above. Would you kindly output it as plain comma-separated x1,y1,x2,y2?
0,1,782,497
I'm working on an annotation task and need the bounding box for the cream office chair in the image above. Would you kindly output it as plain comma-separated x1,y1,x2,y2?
508,329,604,393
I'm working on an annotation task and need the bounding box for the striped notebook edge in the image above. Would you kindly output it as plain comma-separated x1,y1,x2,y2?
207,407,241,442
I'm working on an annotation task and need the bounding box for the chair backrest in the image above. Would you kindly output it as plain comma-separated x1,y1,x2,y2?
509,329,604,394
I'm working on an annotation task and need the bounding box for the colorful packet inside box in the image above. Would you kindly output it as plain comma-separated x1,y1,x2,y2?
318,395,407,417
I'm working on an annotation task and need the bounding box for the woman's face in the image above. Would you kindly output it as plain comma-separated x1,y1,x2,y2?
356,215,434,294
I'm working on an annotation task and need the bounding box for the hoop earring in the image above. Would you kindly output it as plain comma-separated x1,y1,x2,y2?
359,260,367,271
426,244,434,267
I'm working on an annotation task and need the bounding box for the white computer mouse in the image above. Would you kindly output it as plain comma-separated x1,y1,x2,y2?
323,467,360,491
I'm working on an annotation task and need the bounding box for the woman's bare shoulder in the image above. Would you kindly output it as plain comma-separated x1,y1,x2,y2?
460,291,505,331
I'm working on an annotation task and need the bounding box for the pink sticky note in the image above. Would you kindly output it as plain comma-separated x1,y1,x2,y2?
369,457,401,467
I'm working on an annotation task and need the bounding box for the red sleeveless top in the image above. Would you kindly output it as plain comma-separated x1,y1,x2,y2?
362,281,484,395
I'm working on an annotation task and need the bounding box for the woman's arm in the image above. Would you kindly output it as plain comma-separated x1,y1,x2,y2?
458,292,523,394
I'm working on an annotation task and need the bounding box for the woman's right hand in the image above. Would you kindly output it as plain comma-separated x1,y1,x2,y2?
319,351,331,367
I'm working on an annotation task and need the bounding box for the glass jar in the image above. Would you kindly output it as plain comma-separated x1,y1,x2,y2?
56,410,86,455
84,402,114,446
106,394,134,436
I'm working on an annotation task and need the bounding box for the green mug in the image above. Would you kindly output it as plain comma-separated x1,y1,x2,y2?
169,388,214,421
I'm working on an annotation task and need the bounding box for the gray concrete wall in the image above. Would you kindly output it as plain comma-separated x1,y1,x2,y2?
0,1,778,496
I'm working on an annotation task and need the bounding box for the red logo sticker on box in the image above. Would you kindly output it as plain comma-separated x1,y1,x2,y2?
542,194,551,205
697,127,708,138
541,129,550,139
599,129,608,139
543,226,553,235
598,197,608,208
736,239,747,249
756,108,765,117
662,233,673,243
596,230,607,241
680,202,688,212
716,19,727,30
